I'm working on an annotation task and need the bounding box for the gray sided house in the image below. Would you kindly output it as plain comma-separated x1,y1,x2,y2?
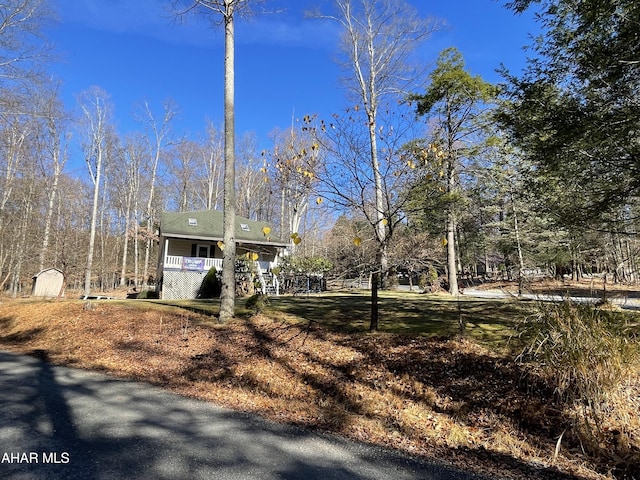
157,210,288,300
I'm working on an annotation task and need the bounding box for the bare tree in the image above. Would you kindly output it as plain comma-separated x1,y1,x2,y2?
115,133,148,288
236,131,272,220
0,0,51,97
34,85,70,272
314,0,437,331
269,124,321,252
135,99,177,286
173,0,264,321
167,140,198,211
197,120,224,210
0,0,56,294
77,86,112,298
0,108,33,294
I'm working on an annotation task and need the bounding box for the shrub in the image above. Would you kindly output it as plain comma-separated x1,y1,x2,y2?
386,266,399,289
197,267,221,299
418,266,439,292
245,293,270,314
514,301,639,467
137,290,159,299
417,272,428,291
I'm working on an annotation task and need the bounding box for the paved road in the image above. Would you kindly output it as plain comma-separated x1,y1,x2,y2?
0,350,490,480
463,288,640,310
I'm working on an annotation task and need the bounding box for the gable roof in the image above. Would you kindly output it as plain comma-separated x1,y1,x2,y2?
32,267,64,279
159,210,288,247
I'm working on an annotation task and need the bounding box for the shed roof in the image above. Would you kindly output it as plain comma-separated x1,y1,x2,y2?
32,267,64,279
159,210,288,247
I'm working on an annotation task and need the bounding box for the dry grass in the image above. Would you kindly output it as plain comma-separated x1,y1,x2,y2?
0,297,637,480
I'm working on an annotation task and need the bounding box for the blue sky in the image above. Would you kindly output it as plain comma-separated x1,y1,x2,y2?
46,0,538,154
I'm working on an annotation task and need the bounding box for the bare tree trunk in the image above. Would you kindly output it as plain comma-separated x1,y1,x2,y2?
79,87,111,298
511,189,525,296
84,143,102,297
134,218,140,288
12,185,34,297
446,157,459,295
220,3,236,322
119,210,130,287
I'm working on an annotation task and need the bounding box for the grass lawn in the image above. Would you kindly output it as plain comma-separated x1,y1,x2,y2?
265,291,524,346
157,290,526,349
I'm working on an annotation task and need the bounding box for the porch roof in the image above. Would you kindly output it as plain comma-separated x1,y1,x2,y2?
159,210,288,247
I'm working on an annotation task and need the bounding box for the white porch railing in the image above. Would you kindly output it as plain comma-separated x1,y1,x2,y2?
164,255,223,271
163,256,277,273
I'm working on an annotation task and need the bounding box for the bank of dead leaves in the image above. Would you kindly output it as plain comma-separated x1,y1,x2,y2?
0,299,635,480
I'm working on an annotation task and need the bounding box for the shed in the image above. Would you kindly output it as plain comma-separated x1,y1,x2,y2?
32,268,64,298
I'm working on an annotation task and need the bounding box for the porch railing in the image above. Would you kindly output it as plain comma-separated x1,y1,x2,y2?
164,256,277,273
164,255,223,271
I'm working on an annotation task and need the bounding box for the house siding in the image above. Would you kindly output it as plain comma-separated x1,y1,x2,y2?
167,239,221,258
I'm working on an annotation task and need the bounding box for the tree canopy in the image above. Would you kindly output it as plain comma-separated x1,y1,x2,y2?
498,0,640,227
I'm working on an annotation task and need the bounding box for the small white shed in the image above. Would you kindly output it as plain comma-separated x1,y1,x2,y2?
32,268,64,298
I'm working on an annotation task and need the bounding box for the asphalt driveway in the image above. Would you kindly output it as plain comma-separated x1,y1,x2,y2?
0,350,490,480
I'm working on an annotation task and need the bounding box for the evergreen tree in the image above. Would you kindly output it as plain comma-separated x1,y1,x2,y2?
409,48,498,294
499,0,640,227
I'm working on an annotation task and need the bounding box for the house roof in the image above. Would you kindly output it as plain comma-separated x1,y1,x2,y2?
159,210,288,247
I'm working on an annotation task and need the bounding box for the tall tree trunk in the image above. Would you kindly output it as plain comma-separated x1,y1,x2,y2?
119,211,131,287
446,157,459,295
219,3,236,322
84,149,102,297
134,219,140,288
39,130,65,272
367,104,387,332
511,193,525,296
12,186,34,297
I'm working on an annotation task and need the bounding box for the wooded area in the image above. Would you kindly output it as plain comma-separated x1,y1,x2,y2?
1,0,639,306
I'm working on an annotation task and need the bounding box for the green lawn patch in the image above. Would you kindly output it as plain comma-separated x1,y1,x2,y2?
265,291,525,347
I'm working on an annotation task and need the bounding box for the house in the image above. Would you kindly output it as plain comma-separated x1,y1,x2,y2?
32,268,64,298
157,209,288,300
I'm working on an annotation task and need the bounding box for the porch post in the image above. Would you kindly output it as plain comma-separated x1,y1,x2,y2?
164,238,169,267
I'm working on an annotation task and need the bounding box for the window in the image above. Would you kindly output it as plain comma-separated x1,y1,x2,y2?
197,245,210,258
188,218,198,226
240,223,250,231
